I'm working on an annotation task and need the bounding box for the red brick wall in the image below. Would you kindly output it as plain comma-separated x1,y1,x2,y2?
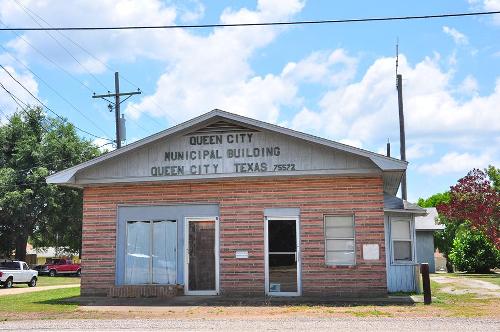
81,175,387,297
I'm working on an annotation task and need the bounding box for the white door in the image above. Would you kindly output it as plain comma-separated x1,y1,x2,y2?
22,262,31,282
184,217,219,295
265,216,301,296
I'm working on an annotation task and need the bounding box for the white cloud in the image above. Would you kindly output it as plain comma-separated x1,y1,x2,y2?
176,0,205,23
0,64,40,118
0,0,306,124
443,26,469,45
338,138,363,149
292,54,500,148
92,137,115,152
417,152,497,175
457,75,479,97
468,0,500,24
125,0,305,124
406,143,434,160
282,49,358,86
0,0,185,72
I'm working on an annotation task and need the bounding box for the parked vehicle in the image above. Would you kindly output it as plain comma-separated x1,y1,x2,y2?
35,258,81,277
0,260,38,288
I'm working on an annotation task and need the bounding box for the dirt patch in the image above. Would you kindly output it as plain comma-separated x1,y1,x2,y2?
432,275,500,298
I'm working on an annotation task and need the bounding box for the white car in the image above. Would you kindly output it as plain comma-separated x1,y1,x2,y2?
0,260,38,288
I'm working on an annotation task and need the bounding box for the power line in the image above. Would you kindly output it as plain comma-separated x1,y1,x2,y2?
0,16,151,136
0,64,112,141
8,3,173,128
13,0,109,91
0,46,116,139
0,10,499,31
0,18,121,138
0,80,51,134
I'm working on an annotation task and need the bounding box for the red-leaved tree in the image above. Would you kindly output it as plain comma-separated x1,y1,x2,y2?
437,169,499,249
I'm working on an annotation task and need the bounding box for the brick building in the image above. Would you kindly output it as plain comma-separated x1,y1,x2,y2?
47,109,425,297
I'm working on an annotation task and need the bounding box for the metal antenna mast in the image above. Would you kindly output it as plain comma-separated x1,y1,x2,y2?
92,72,141,148
395,40,407,201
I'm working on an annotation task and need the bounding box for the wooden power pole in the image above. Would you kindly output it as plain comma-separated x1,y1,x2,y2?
93,72,141,149
397,74,407,201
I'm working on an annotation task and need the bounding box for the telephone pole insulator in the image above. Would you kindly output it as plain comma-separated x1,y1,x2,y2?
92,72,141,149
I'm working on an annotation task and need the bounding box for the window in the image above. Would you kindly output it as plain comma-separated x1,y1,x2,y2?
125,220,177,285
391,218,413,262
0,262,20,270
324,215,355,265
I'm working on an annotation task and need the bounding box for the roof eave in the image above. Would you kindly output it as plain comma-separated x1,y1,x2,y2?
46,109,407,185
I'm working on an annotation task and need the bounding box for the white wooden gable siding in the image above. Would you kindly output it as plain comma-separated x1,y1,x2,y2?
47,110,407,193
76,124,379,185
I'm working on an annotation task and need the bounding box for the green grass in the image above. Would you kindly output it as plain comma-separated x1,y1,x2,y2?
427,280,497,317
446,273,500,287
10,276,80,288
0,287,80,314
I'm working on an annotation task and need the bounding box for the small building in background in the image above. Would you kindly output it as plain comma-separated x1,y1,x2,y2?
415,207,444,273
25,244,80,267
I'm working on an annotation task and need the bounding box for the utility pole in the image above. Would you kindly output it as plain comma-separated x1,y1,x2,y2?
396,40,407,201
92,72,141,149
397,73,407,201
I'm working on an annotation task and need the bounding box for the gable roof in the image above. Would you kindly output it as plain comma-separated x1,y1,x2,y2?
47,109,407,193
415,207,445,231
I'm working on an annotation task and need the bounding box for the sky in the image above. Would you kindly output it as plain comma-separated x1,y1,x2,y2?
0,0,499,201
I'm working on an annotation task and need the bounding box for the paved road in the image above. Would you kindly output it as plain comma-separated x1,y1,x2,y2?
0,318,498,331
0,284,79,296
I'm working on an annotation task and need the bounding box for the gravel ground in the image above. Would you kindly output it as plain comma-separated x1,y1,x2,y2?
0,318,498,331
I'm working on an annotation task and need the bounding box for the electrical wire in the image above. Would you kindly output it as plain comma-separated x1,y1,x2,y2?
0,64,112,141
0,10,498,31
10,2,171,129
0,47,117,139
0,84,109,188
13,0,110,92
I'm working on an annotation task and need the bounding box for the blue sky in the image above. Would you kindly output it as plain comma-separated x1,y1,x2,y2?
0,0,499,201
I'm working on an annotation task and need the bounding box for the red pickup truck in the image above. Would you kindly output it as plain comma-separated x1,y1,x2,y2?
35,258,81,277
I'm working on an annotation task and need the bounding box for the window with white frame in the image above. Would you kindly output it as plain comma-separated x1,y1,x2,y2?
391,218,413,262
125,220,177,285
324,215,355,265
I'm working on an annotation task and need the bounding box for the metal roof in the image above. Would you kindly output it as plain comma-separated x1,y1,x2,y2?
47,109,407,194
383,193,427,215
415,207,445,231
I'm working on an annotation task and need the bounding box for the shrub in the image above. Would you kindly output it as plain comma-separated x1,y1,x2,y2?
449,227,500,273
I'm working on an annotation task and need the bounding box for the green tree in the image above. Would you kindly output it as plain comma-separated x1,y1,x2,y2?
0,107,100,259
486,165,500,192
417,192,450,208
449,225,500,273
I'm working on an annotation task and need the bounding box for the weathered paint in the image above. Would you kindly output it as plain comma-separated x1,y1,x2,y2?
384,213,418,293
46,110,407,195
416,231,436,273
77,129,379,184
115,204,219,285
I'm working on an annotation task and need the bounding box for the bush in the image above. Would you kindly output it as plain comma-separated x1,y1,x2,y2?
449,227,500,273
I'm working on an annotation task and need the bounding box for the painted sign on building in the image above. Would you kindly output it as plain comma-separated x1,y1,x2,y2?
151,132,294,177
76,124,377,183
